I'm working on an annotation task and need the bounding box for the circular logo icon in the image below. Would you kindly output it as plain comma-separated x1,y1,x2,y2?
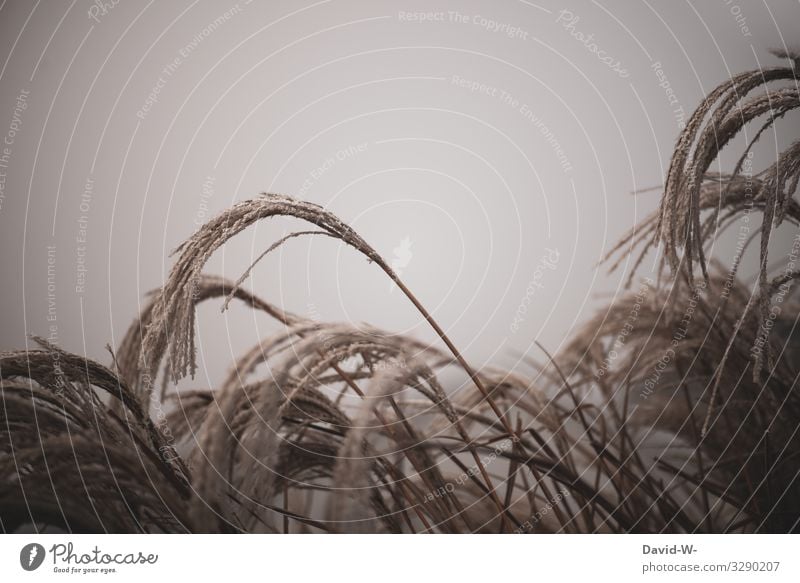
20,543,46,571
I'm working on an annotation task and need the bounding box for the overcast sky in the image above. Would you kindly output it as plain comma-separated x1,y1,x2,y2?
1,0,798,390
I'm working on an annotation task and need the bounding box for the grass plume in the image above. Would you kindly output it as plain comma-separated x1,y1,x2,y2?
2,53,800,533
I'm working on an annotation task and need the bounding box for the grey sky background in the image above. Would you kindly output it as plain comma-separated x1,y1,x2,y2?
0,0,798,390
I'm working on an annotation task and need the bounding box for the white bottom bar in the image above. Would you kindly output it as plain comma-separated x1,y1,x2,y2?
1,534,797,582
